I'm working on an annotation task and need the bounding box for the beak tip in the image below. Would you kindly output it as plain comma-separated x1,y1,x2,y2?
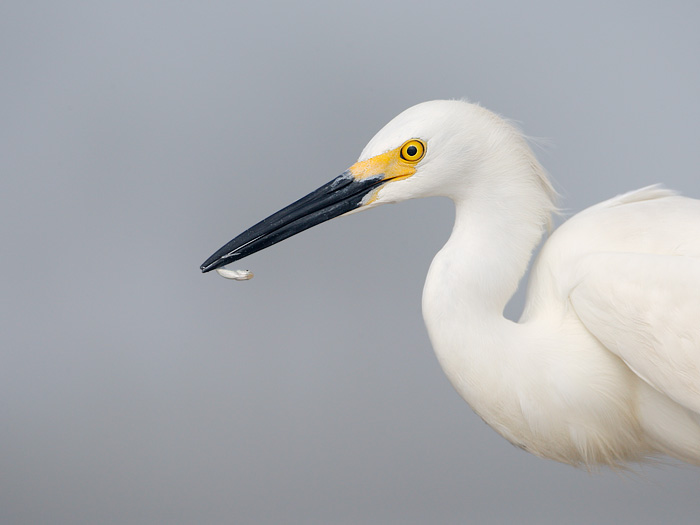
200,259,220,273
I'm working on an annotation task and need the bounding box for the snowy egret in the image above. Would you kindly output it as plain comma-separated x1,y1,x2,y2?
201,100,700,468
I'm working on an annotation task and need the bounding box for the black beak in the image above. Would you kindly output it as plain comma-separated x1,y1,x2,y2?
200,171,385,273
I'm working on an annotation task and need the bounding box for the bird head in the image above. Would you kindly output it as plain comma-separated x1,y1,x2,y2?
353,100,481,207
200,100,548,272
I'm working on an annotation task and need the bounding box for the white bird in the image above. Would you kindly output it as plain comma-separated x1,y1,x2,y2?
201,100,700,468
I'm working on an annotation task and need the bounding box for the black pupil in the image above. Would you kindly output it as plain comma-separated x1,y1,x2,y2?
406,145,418,157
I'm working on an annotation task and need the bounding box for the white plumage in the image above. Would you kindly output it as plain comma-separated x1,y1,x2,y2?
390,101,700,467
204,100,700,468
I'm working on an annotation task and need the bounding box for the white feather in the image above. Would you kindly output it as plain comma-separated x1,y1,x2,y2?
361,100,700,467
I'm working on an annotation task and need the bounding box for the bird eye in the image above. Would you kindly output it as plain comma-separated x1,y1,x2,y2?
400,139,426,162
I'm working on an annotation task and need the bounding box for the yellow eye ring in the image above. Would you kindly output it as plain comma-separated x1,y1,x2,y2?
399,139,426,163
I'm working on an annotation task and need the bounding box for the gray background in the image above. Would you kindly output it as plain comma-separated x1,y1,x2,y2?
3,1,700,524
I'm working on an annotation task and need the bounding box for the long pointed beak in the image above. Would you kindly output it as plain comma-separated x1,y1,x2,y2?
200,171,385,273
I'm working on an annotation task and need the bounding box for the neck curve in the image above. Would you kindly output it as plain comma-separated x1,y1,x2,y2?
421,139,555,413
424,128,556,317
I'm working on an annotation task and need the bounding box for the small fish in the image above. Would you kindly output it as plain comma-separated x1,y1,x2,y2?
215,268,254,281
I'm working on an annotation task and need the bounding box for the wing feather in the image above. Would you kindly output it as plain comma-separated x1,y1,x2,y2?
570,253,700,414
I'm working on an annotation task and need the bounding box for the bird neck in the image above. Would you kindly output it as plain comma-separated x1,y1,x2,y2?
425,140,555,316
421,152,555,405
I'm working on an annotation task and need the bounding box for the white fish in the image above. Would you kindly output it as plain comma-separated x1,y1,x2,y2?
215,268,253,281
